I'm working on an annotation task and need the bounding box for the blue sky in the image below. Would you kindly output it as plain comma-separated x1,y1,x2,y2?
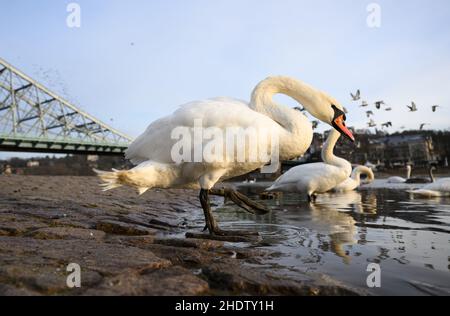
1,0,450,159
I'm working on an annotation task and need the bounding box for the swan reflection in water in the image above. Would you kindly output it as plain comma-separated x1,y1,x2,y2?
305,191,377,263
225,188,378,264
217,185,450,295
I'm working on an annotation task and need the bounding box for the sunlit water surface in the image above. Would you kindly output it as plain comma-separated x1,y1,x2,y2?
193,180,450,295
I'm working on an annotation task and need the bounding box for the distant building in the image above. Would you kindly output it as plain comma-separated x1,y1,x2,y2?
294,130,440,169
87,155,99,162
381,134,435,167
26,161,39,168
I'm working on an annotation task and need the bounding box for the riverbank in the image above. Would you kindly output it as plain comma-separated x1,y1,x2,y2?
0,175,363,296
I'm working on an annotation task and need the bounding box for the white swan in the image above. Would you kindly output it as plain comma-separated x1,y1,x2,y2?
387,165,411,183
96,76,354,237
266,128,352,201
407,178,450,197
333,166,375,192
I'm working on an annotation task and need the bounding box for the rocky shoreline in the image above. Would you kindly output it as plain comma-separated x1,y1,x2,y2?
0,175,365,296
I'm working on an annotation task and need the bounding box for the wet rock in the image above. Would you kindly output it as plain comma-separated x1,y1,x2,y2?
0,237,171,276
0,221,47,236
201,264,364,296
153,238,224,250
84,267,209,296
96,220,157,236
0,284,40,296
26,227,106,241
0,176,367,296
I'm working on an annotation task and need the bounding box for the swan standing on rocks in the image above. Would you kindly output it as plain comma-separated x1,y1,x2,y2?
333,166,375,192
96,76,355,238
266,128,352,202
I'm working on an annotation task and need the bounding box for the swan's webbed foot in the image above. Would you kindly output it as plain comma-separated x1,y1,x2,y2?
308,193,317,203
186,189,261,242
210,188,269,215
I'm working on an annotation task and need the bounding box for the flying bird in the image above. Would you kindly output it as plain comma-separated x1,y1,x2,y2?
420,123,429,130
385,107,392,111
407,102,418,112
432,105,439,112
382,122,392,128
351,90,361,101
366,111,374,118
360,100,369,107
375,101,385,109
368,119,377,128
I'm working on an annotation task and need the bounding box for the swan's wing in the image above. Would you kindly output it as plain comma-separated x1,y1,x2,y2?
421,178,450,192
125,98,281,164
269,163,342,192
334,178,357,191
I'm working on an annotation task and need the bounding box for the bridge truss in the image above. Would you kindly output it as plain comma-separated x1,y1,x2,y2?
0,57,132,155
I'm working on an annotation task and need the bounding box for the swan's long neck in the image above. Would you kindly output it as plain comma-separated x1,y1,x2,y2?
250,76,322,132
322,129,352,176
406,166,412,179
250,76,324,160
351,166,374,184
429,167,435,183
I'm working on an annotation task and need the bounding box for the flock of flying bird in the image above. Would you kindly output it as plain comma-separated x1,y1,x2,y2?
350,89,441,131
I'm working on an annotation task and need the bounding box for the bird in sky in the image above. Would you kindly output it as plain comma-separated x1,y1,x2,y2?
375,101,385,109
350,90,361,101
420,123,429,130
368,119,377,128
407,102,418,112
366,110,374,118
432,105,439,112
382,122,392,128
385,107,392,111
360,100,369,107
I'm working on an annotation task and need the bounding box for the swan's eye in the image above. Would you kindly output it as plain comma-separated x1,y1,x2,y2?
331,104,345,120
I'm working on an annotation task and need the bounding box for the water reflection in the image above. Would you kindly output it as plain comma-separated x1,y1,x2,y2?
212,181,450,295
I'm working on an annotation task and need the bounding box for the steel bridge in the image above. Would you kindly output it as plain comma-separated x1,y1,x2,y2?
0,57,132,156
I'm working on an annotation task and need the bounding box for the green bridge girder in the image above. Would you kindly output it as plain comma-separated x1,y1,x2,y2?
0,57,132,156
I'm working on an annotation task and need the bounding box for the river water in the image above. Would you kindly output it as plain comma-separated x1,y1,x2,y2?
204,180,450,295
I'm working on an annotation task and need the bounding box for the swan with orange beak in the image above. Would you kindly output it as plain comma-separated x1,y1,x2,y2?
331,105,355,142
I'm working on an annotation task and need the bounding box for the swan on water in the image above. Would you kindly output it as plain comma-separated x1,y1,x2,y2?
405,166,435,184
333,166,375,192
95,76,354,238
266,128,352,201
387,165,411,183
407,177,450,197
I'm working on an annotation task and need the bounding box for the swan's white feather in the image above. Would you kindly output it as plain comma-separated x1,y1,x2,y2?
267,162,349,194
408,178,450,197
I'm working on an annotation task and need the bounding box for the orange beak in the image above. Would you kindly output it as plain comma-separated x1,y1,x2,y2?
333,115,355,142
